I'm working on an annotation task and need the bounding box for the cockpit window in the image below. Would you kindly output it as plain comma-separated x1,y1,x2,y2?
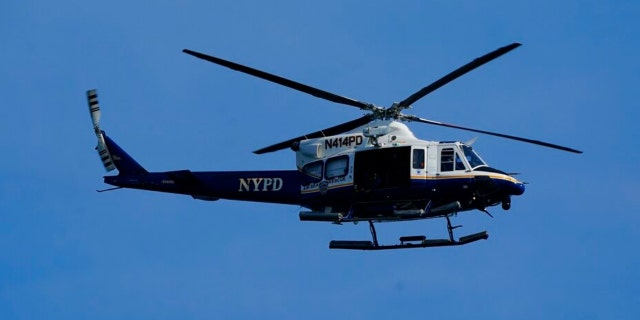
440,148,466,172
462,145,487,169
455,153,466,170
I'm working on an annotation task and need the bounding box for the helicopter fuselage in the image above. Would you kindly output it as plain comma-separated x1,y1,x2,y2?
101,121,524,223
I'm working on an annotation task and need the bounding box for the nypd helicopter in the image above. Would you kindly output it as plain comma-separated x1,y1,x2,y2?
87,43,581,250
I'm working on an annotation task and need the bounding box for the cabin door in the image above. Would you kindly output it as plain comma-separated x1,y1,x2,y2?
354,146,411,191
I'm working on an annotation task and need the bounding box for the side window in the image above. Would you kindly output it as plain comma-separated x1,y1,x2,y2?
302,160,323,180
412,149,425,169
325,155,349,179
441,148,466,172
441,148,454,172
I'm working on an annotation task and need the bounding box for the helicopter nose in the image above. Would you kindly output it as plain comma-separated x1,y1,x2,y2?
490,176,525,196
507,180,525,196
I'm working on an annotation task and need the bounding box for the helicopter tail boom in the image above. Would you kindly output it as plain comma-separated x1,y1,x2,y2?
87,89,305,205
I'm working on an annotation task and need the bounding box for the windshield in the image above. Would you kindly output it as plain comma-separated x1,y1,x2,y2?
462,145,487,169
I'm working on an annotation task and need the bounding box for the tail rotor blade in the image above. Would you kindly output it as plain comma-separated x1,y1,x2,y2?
86,89,116,171
87,89,101,132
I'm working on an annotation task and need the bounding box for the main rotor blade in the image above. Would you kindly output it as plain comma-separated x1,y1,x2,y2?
405,115,583,154
183,49,375,111
254,115,374,154
397,43,522,110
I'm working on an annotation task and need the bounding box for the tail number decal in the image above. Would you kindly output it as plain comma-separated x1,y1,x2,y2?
238,178,284,192
325,135,363,149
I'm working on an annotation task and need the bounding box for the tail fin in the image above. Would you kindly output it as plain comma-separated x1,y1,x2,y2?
87,89,147,175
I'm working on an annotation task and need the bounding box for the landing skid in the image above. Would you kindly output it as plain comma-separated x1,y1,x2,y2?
329,216,488,250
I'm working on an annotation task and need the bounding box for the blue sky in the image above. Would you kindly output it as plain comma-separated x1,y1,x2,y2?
1,1,639,319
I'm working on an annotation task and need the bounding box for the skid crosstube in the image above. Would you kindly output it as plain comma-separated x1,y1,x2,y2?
329,231,488,250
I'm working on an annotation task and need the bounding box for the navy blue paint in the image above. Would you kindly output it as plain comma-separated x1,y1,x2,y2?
104,170,302,205
103,133,147,175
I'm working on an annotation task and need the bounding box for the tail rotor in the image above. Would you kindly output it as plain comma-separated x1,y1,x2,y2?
87,89,116,172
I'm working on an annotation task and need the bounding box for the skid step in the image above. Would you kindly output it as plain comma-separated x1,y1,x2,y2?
399,235,426,243
459,231,489,244
329,231,489,250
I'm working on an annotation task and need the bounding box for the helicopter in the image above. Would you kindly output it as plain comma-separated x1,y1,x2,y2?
87,42,581,250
